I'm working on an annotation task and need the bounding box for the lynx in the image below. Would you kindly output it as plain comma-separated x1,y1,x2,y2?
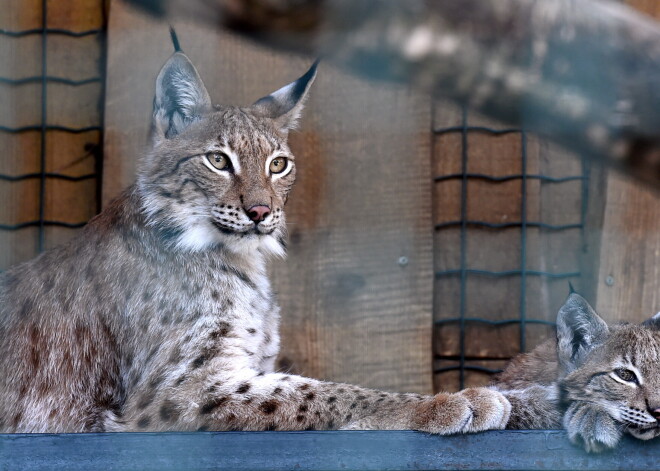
492,293,660,452
0,39,511,434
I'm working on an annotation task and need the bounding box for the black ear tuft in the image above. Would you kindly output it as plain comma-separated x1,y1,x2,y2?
286,59,318,106
642,311,660,330
568,281,576,294
170,27,182,52
556,293,609,376
251,60,319,134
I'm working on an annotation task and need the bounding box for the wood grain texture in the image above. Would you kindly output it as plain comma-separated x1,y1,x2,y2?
274,71,433,393
104,1,434,393
594,0,660,323
595,172,660,322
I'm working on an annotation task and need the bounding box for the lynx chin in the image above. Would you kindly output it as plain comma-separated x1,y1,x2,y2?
0,38,510,434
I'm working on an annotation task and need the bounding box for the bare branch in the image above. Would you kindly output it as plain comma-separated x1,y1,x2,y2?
125,0,660,187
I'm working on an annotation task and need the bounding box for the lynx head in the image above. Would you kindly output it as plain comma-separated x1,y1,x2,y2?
137,50,317,256
558,294,660,440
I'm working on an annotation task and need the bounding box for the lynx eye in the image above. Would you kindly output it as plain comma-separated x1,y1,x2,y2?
206,152,231,171
269,157,288,175
614,368,638,383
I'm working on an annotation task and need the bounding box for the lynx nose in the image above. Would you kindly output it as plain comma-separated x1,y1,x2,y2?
246,205,270,223
652,408,660,420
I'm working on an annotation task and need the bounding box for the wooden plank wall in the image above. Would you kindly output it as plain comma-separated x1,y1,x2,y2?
593,0,660,324
104,1,434,394
0,0,104,271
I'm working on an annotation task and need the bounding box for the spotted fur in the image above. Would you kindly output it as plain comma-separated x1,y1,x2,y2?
492,293,660,452
0,49,510,434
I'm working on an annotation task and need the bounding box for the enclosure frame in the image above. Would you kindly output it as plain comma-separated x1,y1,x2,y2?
2,430,660,470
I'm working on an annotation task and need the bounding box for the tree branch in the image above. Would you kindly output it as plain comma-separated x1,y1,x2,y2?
125,0,660,187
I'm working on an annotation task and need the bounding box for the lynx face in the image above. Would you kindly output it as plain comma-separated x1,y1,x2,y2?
557,296,660,451
137,52,316,254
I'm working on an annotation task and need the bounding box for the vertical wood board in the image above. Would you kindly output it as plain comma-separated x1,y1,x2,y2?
596,172,659,322
594,0,660,323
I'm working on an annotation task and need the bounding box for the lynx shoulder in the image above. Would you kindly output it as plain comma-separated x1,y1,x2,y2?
492,293,660,452
0,40,510,434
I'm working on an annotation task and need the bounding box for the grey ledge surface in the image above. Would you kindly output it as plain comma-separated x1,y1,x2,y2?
1,430,658,471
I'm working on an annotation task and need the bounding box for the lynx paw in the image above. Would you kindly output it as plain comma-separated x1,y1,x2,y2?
413,387,511,434
564,402,622,453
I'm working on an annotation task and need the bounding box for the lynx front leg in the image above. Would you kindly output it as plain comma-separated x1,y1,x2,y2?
369,387,511,434
113,370,510,433
493,384,562,430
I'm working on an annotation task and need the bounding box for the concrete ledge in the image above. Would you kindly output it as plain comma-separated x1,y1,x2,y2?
1,430,658,470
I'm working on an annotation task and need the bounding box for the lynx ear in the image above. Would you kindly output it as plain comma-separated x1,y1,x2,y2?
556,293,609,376
251,60,318,134
642,311,660,330
152,52,212,141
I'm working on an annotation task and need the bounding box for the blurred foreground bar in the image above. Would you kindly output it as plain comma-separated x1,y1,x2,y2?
2,430,660,470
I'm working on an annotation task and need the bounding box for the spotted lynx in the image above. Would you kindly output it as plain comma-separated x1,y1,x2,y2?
492,293,660,452
0,39,511,434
